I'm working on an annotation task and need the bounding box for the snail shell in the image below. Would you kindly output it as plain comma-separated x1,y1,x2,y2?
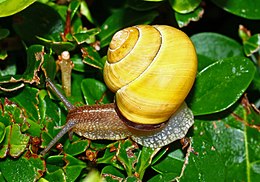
104,25,197,125
40,25,197,156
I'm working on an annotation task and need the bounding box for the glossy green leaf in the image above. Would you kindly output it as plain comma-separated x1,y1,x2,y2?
191,32,244,71
26,118,43,137
64,139,90,156
68,0,80,20
70,73,86,105
102,166,125,181
182,102,260,181
97,146,124,170
99,8,159,48
81,46,103,69
180,136,225,181
148,173,180,182
0,98,28,127
42,54,56,80
169,0,201,14
117,139,138,176
0,45,44,92
13,2,64,44
0,125,9,157
188,57,256,115
80,0,95,24
71,54,86,72
0,122,5,144
72,28,99,44
37,36,76,54
0,50,8,60
127,0,163,11
82,170,103,182
211,0,260,20
45,154,86,181
44,169,66,182
0,156,45,181
0,28,9,40
175,6,203,27
152,149,184,178
0,124,30,158
63,155,86,182
81,78,113,105
9,124,30,157
0,57,16,76
0,0,36,17
243,34,260,56
10,86,39,122
136,147,160,179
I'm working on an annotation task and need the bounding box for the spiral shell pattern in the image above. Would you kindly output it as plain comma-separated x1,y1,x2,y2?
104,25,197,125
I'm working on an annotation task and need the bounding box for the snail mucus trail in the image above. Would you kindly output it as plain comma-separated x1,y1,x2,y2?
40,25,197,156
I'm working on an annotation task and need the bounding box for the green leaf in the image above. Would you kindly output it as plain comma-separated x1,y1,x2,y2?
97,146,124,170
44,169,66,182
0,28,9,40
188,57,256,116
64,139,90,156
81,78,113,105
0,0,36,17
0,156,45,181
102,166,125,181
81,46,103,69
68,0,80,20
191,32,244,71
22,45,45,82
10,86,40,122
175,6,203,27
13,2,64,44
127,0,163,11
0,122,5,143
0,124,30,158
9,124,30,157
45,154,86,181
63,155,86,182
42,54,56,80
71,54,86,72
0,45,44,92
184,102,260,181
0,50,8,60
80,0,95,24
152,149,185,178
117,139,138,176
37,36,76,54
169,0,201,14
99,8,159,48
72,28,100,44
180,136,225,181
211,0,260,20
243,34,260,56
136,147,160,179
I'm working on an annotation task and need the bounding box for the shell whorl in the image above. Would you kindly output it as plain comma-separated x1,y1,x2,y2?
104,25,197,125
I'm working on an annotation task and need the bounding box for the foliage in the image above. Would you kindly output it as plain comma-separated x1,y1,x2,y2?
0,0,259,181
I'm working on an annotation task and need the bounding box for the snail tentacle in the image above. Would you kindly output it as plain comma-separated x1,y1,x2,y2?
40,119,76,156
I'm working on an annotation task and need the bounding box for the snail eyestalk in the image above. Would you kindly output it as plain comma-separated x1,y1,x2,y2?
46,78,75,111
40,120,76,156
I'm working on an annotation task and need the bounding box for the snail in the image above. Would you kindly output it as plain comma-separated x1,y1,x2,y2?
40,25,197,156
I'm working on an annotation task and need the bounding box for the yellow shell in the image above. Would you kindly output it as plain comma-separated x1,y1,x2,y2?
104,25,197,125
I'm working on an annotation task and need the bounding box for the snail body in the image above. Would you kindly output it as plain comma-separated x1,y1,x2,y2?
41,25,197,156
